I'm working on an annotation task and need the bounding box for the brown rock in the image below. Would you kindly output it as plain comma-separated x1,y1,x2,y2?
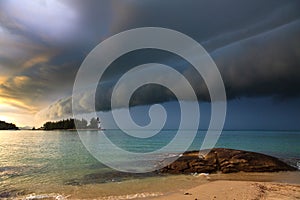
158,148,297,174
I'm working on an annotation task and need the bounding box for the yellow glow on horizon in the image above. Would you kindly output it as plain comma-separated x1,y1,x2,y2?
0,112,38,127
0,115,9,122
0,97,37,113
0,97,40,126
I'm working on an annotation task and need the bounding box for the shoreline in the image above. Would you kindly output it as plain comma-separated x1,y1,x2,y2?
13,171,300,200
148,180,300,200
1,144,299,199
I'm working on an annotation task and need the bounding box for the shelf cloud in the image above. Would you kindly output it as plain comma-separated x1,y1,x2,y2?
0,0,299,123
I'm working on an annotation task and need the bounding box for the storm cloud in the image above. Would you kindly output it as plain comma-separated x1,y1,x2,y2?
41,17,300,120
0,0,299,123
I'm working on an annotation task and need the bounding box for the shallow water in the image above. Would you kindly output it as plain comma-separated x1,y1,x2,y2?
0,130,299,198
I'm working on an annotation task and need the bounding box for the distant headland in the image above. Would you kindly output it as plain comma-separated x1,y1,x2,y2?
0,120,19,130
0,117,101,131
40,118,100,130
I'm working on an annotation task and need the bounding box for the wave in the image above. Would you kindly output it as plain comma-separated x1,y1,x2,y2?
20,193,70,200
18,192,162,200
98,192,163,200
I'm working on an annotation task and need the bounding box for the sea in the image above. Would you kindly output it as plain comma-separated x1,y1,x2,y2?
0,130,299,199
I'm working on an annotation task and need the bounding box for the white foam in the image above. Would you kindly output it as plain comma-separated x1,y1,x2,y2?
22,193,70,200
99,192,163,200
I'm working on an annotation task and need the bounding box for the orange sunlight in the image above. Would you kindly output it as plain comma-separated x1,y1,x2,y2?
0,98,38,127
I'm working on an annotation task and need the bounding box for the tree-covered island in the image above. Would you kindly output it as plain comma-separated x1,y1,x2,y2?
42,118,100,130
0,121,19,130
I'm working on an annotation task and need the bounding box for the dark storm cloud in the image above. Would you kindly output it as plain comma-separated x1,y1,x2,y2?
38,0,300,119
43,17,300,119
204,19,300,99
0,0,299,119
110,0,300,49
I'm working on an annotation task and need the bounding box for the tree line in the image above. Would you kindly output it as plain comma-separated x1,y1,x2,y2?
0,120,19,130
42,118,99,130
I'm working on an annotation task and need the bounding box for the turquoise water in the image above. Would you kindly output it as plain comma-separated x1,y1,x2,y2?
0,130,299,197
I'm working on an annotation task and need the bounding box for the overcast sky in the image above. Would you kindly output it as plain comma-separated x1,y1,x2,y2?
0,0,299,129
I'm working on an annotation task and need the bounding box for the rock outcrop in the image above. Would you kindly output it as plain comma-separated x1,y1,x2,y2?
159,148,297,174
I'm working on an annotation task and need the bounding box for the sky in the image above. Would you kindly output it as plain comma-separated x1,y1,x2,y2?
0,0,300,129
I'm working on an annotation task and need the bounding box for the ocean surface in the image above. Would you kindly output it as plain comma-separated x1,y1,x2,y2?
0,130,299,199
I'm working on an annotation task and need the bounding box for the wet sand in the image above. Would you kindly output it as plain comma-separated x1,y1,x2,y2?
150,180,300,200
147,172,300,200
15,171,300,199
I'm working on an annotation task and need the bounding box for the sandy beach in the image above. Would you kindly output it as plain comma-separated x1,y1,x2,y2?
73,172,300,200
143,171,300,200
150,180,300,200
2,132,299,199
10,171,300,199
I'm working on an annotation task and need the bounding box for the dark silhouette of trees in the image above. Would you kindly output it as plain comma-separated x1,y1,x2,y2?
43,119,75,130
0,121,19,130
42,118,99,130
89,118,99,129
75,118,88,129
